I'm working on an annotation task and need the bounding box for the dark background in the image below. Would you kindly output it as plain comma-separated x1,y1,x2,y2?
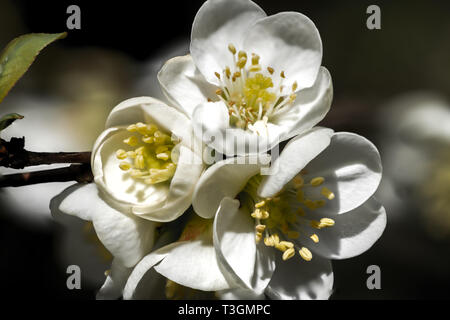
1,0,450,299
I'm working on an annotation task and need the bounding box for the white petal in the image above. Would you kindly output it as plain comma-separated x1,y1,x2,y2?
213,197,275,292
193,101,285,155
190,0,266,85
258,127,334,198
266,254,333,300
243,12,322,91
92,128,171,210
105,96,160,128
154,228,231,291
193,154,270,219
310,197,387,260
158,55,218,117
123,242,180,300
273,67,333,139
303,132,382,214
50,183,156,268
97,259,132,300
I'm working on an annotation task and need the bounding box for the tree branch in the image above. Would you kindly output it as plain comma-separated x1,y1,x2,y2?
0,164,93,187
0,137,91,169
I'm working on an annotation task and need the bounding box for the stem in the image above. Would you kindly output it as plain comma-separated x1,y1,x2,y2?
0,137,91,169
0,164,93,187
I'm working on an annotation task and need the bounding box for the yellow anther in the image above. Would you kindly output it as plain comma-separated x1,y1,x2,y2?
123,136,138,146
215,72,221,79
267,66,274,74
289,93,297,102
255,232,262,243
135,146,145,155
233,71,241,79
142,136,154,144
275,243,287,252
237,57,247,69
126,151,136,158
251,209,260,219
130,169,146,178
119,161,131,171
255,200,266,208
319,218,335,227
249,65,261,73
225,67,231,78
255,224,266,233
272,234,280,245
238,50,247,59
293,176,304,188
215,89,223,96
251,54,260,65
287,231,300,239
115,149,127,160
134,155,145,169
228,43,236,55
310,177,325,187
310,234,319,243
264,236,274,247
127,124,138,132
299,247,312,261
310,220,321,229
156,145,169,154
157,153,170,161
261,210,270,219
321,187,335,200
279,241,294,249
136,122,149,135
280,71,286,78
282,248,295,261
292,81,298,92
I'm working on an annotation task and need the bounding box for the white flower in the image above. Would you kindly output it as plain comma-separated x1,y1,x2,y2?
158,0,332,156
189,128,385,299
51,96,204,298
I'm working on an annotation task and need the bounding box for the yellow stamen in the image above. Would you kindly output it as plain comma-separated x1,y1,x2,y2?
310,234,319,243
299,247,312,261
321,187,335,200
310,177,325,187
282,248,295,261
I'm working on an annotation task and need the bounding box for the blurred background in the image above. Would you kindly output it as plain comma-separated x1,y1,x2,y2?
0,0,449,299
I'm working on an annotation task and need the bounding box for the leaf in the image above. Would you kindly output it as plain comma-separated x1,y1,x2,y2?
0,113,24,131
0,32,67,104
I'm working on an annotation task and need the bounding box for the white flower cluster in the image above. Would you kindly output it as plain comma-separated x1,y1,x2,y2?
51,0,385,300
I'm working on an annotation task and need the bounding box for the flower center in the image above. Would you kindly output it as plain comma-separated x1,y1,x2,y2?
214,43,298,133
240,172,335,262
115,122,179,184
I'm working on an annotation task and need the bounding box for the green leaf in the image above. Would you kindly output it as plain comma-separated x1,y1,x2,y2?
0,113,24,131
0,32,67,104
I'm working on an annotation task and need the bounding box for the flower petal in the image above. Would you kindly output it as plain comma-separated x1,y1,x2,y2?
154,228,231,291
123,242,180,300
213,197,275,292
309,197,387,260
303,132,382,214
243,12,322,91
258,127,334,198
132,145,203,222
273,67,333,139
96,259,132,300
50,183,156,268
192,101,286,155
193,154,270,219
158,55,218,117
190,0,266,85
265,254,333,300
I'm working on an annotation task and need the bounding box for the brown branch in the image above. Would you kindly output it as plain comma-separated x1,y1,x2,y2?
0,137,91,169
0,164,93,188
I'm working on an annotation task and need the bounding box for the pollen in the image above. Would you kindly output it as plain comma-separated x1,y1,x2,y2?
213,43,300,131
115,122,179,185
299,247,312,261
